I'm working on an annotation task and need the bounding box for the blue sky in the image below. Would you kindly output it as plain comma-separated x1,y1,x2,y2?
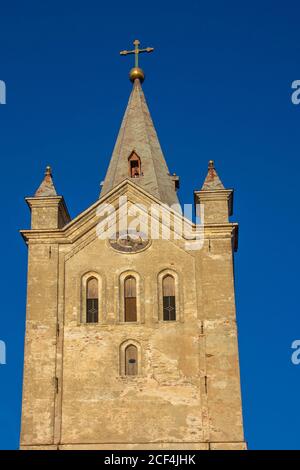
0,0,300,450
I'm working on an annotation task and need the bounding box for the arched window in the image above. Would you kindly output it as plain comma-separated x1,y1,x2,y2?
124,276,137,322
86,277,99,323
162,275,176,321
125,344,138,376
128,152,141,178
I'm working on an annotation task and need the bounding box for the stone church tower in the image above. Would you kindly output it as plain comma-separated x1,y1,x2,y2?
20,42,246,450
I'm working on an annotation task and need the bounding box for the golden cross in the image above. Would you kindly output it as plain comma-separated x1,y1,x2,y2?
120,39,154,68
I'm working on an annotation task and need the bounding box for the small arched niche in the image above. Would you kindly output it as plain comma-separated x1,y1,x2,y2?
119,340,142,376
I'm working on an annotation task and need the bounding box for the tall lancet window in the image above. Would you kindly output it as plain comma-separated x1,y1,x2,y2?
128,152,141,178
162,275,176,321
124,276,137,322
125,344,138,376
86,277,99,323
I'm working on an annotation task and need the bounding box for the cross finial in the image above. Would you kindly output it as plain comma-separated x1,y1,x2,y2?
120,39,154,83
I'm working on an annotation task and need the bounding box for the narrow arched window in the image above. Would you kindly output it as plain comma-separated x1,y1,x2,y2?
162,275,176,321
128,152,141,178
86,277,99,323
124,276,137,322
125,344,138,376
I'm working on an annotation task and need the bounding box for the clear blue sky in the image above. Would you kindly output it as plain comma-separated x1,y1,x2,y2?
0,0,299,450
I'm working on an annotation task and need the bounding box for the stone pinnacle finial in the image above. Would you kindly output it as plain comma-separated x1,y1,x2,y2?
45,165,52,176
34,165,58,197
201,160,225,191
120,39,154,83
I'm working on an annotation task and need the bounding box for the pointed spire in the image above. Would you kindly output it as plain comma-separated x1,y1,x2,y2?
34,166,58,197
201,160,225,191
100,79,180,207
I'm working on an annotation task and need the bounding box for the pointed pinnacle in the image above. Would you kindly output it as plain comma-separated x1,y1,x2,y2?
34,165,57,197
201,160,225,191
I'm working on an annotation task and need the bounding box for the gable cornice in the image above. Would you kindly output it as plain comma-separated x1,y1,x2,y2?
21,179,238,251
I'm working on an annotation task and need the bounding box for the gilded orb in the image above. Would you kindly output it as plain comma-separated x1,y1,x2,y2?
129,67,145,83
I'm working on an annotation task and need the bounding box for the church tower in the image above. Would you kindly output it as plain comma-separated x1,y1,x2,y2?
20,41,246,450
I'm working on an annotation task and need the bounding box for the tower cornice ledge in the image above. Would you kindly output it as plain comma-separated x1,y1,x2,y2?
20,229,71,244
194,188,234,217
203,222,239,251
25,196,70,217
20,222,238,253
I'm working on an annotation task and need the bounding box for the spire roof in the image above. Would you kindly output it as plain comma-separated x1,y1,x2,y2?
100,79,180,207
34,166,58,197
201,160,225,190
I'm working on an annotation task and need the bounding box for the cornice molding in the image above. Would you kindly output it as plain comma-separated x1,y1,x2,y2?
21,181,238,251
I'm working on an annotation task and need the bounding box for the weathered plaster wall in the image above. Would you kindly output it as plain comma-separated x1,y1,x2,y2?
20,243,58,445
61,238,204,445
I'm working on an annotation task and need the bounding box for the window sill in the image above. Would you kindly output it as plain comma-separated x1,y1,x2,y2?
76,322,143,327
117,375,143,381
158,319,181,324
